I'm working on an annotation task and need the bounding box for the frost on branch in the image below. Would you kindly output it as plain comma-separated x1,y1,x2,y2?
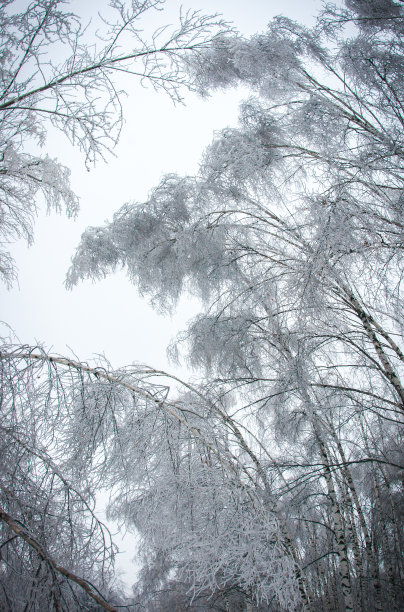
70,3,404,609
68,174,245,311
0,345,129,610
0,0,230,286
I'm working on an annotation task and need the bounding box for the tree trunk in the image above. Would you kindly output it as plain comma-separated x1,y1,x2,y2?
318,441,355,612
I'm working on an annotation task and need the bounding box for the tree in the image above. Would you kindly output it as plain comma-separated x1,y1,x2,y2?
69,1,404,610
0,1,228,610
0,345,181,611
0,0,226,286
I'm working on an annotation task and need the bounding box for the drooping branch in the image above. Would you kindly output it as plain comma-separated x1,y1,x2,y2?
0,506,118,612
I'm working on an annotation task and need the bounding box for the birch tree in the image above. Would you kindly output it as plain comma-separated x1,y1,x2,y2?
0,0,226,285
0,1,229,610
70,1,404,609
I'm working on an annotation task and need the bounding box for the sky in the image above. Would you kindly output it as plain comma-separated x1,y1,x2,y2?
2,0,321,371
1,0,323,590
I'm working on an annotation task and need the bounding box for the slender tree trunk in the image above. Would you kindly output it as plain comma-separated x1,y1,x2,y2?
360,419,403,609
310,524,333,611
343,290,404,408
329,555,341,612
339,487,364,610
318,441,355,612
372,469,403,611
333,436,382,611
273,508,314,612
299,386,355,611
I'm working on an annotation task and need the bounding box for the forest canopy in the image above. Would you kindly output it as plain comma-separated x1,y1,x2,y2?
1,0,404,611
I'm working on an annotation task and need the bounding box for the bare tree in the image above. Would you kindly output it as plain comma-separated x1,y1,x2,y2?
0,0,227,285
1,0,403,609
70,1,404,609
0,1,230,609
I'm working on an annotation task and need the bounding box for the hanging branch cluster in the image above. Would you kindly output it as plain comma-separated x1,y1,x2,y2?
0,0,228,285
1,0,404,609
69,0,404,610
0,345,297,610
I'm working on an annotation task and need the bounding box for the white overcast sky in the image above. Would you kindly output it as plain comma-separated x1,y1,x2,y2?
1,0,323,588
2,0,321,372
